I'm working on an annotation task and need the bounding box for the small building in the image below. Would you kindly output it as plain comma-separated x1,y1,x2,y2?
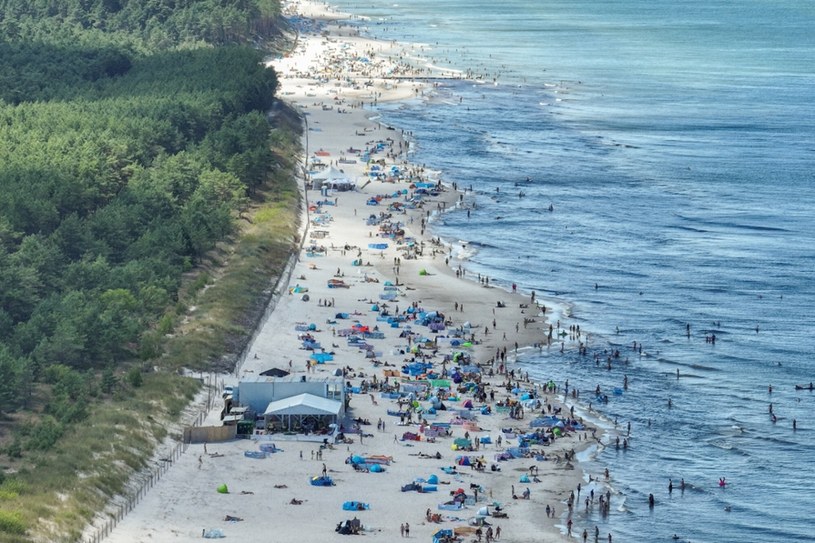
234,375,345,433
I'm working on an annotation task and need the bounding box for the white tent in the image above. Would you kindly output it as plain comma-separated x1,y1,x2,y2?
310,166,353,190
264,393,342,416
263,393,343,432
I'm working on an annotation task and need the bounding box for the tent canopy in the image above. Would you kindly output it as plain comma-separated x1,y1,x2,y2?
264,393,342,416
311,166,352,187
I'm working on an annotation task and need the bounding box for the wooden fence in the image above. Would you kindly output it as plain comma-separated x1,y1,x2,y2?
83,381,220,543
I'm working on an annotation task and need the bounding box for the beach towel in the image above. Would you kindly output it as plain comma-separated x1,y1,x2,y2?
364,455,393,465
342,501,370,511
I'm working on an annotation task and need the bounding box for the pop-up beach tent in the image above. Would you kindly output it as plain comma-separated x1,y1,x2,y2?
263,393,342,432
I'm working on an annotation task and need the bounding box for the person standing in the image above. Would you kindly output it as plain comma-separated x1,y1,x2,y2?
405,522,410,537
400,523,405,537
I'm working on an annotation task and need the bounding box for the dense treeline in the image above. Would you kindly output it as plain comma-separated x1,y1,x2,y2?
0,2,285,418
0,0,281,52
0,2,299,539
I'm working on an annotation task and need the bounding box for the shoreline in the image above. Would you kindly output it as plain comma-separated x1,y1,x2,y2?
100,1,607,541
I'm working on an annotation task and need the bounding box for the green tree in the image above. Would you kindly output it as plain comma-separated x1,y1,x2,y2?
0,346,24,413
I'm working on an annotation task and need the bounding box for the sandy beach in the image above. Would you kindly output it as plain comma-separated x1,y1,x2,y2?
100,2,610,542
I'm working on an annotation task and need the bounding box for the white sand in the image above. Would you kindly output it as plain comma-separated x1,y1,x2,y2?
100,2,604,542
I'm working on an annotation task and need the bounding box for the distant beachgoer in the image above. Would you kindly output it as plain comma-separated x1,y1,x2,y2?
400,523,405,537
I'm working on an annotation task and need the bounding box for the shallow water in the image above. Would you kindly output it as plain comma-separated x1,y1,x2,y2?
328,0,815,540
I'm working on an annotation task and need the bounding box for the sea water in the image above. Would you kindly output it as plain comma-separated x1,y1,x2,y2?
328,1,815,541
